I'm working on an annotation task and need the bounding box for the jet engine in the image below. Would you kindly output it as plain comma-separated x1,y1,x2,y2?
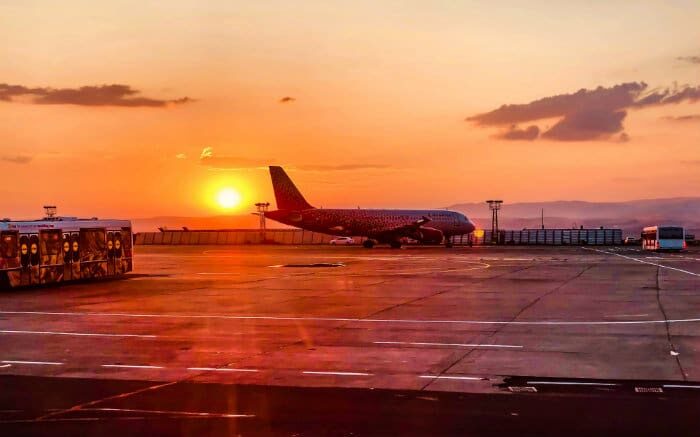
413,227,444,245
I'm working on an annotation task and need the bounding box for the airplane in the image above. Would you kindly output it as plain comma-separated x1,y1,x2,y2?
264,166,476,248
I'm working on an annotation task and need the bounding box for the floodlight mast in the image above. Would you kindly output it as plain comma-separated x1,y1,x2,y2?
486,200,503,244
254,202,271,242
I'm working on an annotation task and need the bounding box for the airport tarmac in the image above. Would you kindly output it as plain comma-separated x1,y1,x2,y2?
1,245,700,435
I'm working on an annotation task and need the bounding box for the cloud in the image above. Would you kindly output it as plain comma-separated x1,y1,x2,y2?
466,82,700,141
175,153,187,159
1,155,32,164
0,83,193,107
662,114,700,122
677,56,700,65
497,125,539,141
681,160,700,166
279,96,296,103
542,109,627,141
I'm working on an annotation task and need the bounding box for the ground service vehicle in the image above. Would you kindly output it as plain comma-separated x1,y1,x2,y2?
330,237,355,245
0,217,133,288
641,225,685,251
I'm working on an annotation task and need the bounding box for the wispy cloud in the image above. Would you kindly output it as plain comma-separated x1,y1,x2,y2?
677,55,700,65
279,96,296,103
681,160,700,166
497,125,539,141
0,83,193,107
661,114,700,122
466,82,700,141
175,153,187,159
1,155,32,164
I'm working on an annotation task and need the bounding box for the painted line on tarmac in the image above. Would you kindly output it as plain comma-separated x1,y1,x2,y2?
84,408,254,418
0,329,156,339
1,360,63,366
663,384,700,389
4,309,700,326
374,341,522,348
0,364,11,368
526,380,619,387
101,364,164,370
187,367,259,373
419,375,485,381
302,371,372,377
586,248,700,277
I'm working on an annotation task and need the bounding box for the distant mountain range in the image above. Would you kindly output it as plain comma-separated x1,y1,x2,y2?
448,197,700,235
133,198,700,236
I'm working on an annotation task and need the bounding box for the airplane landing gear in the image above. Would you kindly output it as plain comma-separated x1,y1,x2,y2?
389,241,402,249
362,239,375,249
444,238,453,248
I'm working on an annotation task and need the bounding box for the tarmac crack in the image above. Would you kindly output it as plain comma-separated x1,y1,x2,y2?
655,266,689,381
421,264,594,390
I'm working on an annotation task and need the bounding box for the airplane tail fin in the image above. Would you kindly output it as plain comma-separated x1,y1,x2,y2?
269,166,314,210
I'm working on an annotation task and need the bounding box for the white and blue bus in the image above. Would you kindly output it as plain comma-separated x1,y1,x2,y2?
641,226,686,251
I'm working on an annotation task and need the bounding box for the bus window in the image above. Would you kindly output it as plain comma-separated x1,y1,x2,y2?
29,235,40,267
40,230,62,266
80,228,107,278
0,231,18,260
659,227,683,239
40,230,62,284
71,234,80,263
19,235,30,268
62,234,71,264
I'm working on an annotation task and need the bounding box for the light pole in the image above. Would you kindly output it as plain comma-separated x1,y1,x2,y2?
254,202,270,243
486,200,503,244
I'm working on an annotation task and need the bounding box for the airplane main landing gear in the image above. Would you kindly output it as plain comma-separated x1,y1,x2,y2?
444,238,453,248
389,241,402,249
362,239,375,249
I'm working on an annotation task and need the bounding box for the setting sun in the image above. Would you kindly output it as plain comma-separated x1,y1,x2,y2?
216,188,242,209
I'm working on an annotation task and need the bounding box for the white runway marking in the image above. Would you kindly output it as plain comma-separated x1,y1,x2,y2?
586,248,700,277
187,367,259,372
526,380,619,386
0,330,156,339
196,272,240,276
374,341,522,348
1,360,63,366
663,384,700,389
101,364,164,369
0,364,11,368
84,408,254,418
4,310,700,326
302,371,372,376
419,375,485,381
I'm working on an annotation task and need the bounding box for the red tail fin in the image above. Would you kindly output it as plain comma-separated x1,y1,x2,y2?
269,166,314,210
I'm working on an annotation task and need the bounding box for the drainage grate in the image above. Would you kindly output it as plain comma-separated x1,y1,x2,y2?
635,387,663,393
274,262,346,268
508,386,538,393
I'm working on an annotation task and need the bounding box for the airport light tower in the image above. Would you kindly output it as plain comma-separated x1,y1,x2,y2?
486,200,503,244
254,202,270,243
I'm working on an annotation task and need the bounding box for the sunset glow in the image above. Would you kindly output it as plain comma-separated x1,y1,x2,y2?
0,1,698,221
216,188,242,210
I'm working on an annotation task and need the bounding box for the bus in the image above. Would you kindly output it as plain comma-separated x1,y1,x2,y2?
641,225,686,251
0,217,133,288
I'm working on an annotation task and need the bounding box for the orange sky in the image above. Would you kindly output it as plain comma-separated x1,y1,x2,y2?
1,1,699,219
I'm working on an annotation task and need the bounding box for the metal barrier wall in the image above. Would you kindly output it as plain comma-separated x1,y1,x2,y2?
136,228,622,246
134,230,357,245
450,228,622,246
